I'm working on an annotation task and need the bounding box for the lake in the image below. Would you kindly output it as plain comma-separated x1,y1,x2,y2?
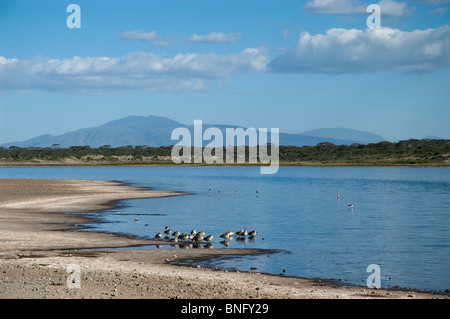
1,166,449,293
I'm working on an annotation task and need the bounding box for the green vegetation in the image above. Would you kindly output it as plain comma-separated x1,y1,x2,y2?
278,139,450,166
0,139,449,166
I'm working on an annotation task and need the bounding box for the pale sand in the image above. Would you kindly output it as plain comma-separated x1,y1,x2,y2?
0,178,448,299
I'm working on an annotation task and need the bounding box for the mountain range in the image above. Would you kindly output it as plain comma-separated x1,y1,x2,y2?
0,115,386,148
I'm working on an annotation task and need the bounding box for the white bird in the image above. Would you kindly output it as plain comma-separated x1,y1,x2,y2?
220,231,235,239
348,204,354,208
197,230,206,237
178,234,189,241
193,234,204,242
236,229,247,237
155,232,162,239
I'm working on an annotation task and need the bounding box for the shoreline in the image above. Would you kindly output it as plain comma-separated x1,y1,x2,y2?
1,162,449,167
0,178,448,299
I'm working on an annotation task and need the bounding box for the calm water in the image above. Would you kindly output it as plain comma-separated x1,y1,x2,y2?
1,166,449,292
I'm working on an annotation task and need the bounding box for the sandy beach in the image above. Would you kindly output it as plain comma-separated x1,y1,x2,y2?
0,178,448,300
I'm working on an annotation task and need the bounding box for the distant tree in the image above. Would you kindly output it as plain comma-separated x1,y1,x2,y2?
317,142,335,147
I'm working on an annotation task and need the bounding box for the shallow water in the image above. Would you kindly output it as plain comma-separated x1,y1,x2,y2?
1,166,449,292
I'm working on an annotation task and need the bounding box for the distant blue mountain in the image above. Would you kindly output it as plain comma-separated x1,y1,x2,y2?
301,128,385,144
0,115,385,148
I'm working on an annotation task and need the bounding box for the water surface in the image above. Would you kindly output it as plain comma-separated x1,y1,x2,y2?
1,166,449,292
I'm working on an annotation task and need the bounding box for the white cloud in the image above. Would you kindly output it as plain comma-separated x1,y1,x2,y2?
304,0,366,14
121,30,242,46
304,0,416,16
182,32,242,44
120,30,175,47
428,6,449,13
0,49,268,94
150,39,175,47
268,25,450,74
408,0,450,4
120,30,158,41
379,0,415,16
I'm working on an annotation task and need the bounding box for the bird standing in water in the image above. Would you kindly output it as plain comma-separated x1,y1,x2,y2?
248,230,257,237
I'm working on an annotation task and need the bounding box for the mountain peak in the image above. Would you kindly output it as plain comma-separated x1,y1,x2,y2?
101,115,184,128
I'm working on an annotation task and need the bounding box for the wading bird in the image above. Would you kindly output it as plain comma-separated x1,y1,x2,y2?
248,230,257,237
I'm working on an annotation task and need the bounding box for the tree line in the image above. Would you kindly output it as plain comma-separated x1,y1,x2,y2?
0,139,449,165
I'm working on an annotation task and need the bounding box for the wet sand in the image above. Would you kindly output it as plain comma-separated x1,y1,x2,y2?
0,178,448,299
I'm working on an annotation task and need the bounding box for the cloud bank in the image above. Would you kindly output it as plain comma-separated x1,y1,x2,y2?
268,25,450,74
0,49,268,94
1,25,449,94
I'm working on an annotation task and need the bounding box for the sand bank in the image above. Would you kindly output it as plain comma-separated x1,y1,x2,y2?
0,178,448,299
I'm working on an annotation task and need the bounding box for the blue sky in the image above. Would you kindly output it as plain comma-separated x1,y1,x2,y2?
0,0,449,143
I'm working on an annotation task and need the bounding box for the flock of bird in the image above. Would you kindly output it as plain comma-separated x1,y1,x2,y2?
154,227,214,244
130,189,263,248
209,188,259,197
153,225,258,248
139,189,353,249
